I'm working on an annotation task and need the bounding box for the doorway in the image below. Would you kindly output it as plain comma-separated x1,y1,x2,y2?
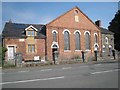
8,46,15,60
52,44,59,64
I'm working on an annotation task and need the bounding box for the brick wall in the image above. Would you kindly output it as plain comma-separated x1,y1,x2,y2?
46,7,102,61
4,38,45,61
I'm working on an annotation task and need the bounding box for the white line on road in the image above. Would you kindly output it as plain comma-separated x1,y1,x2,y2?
18,70,29,73
62,67,72,70
40,69,52,71
1,76,65,85
79,66,88,68
91,69,119,75
94,64,102,66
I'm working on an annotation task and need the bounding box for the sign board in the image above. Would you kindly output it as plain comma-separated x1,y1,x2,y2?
34,56,39,61
19,39,25,42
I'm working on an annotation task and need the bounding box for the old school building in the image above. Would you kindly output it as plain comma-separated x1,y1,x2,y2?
2,6,102,62
95,20,114,57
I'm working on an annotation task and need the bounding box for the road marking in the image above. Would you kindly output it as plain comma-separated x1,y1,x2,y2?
94,64,102,66
91,69,119,75
0,76,65,85
18,70,29,73
62,67,72,70
80,66,88,68
40,69,52,71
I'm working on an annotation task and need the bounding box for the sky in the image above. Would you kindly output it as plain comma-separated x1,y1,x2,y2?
2,2,118,33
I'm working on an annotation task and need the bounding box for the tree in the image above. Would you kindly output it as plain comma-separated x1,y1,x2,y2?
108,10,120,51
0,46,7,67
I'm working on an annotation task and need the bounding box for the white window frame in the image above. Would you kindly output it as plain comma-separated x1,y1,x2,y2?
74,30,81,35
28,44,35,53
62,29,71,34
25,25,38,31
7,45,17,60
52,30,58,34
51,42,59,48
84,31,90,35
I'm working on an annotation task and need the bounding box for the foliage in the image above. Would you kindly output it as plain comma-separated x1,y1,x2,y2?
108,10,120,51
0,46,7,67
3,61,16,69
88,56,95,61
71,55,82,60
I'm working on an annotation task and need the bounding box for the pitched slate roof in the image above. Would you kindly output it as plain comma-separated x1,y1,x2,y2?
100,27,114,35
2,22,46,39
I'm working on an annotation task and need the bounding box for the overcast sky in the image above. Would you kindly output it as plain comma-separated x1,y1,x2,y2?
2,2,118,32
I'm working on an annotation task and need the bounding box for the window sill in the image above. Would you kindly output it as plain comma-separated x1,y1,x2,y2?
85,49,91,51
64,50,71,52
27,35,35,37
75,50,82,52
27,52,36,54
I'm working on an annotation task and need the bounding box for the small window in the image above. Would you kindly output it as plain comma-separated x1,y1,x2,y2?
28,44,35,53
53,31,57,42
74,10,78,14
27,31,35,36
111,38,113,42
28,31,31,36
95,34,98,43
105,37,108,44
75,16,79,22
31,31,34,36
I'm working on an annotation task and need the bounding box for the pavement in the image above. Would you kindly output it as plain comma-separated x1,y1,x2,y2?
1,58,119,72
1,59,119,88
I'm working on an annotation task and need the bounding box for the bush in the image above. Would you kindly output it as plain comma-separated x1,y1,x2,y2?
87,56,95,61
0,46,7,67
45,61,53,65
3,61,16,69
71,55,82,60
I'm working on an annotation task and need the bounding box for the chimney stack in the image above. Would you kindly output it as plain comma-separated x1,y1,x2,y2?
95,20,101,27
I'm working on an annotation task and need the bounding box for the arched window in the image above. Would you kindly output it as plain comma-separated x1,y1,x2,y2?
53,31,57,42
75,32,81,50
95,34,98,43
85,32,90,50
64,31,70,50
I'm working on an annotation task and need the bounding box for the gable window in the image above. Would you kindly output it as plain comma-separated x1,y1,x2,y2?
53,31,57,42
85,32,90,50
74,10,79,14
75,15,79,22
64,31,70,50
75,32,81,50
28,44,35,53
27,31,35,36
74,9,79,22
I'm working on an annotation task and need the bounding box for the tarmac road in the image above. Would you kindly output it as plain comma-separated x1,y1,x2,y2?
1,60,119,88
